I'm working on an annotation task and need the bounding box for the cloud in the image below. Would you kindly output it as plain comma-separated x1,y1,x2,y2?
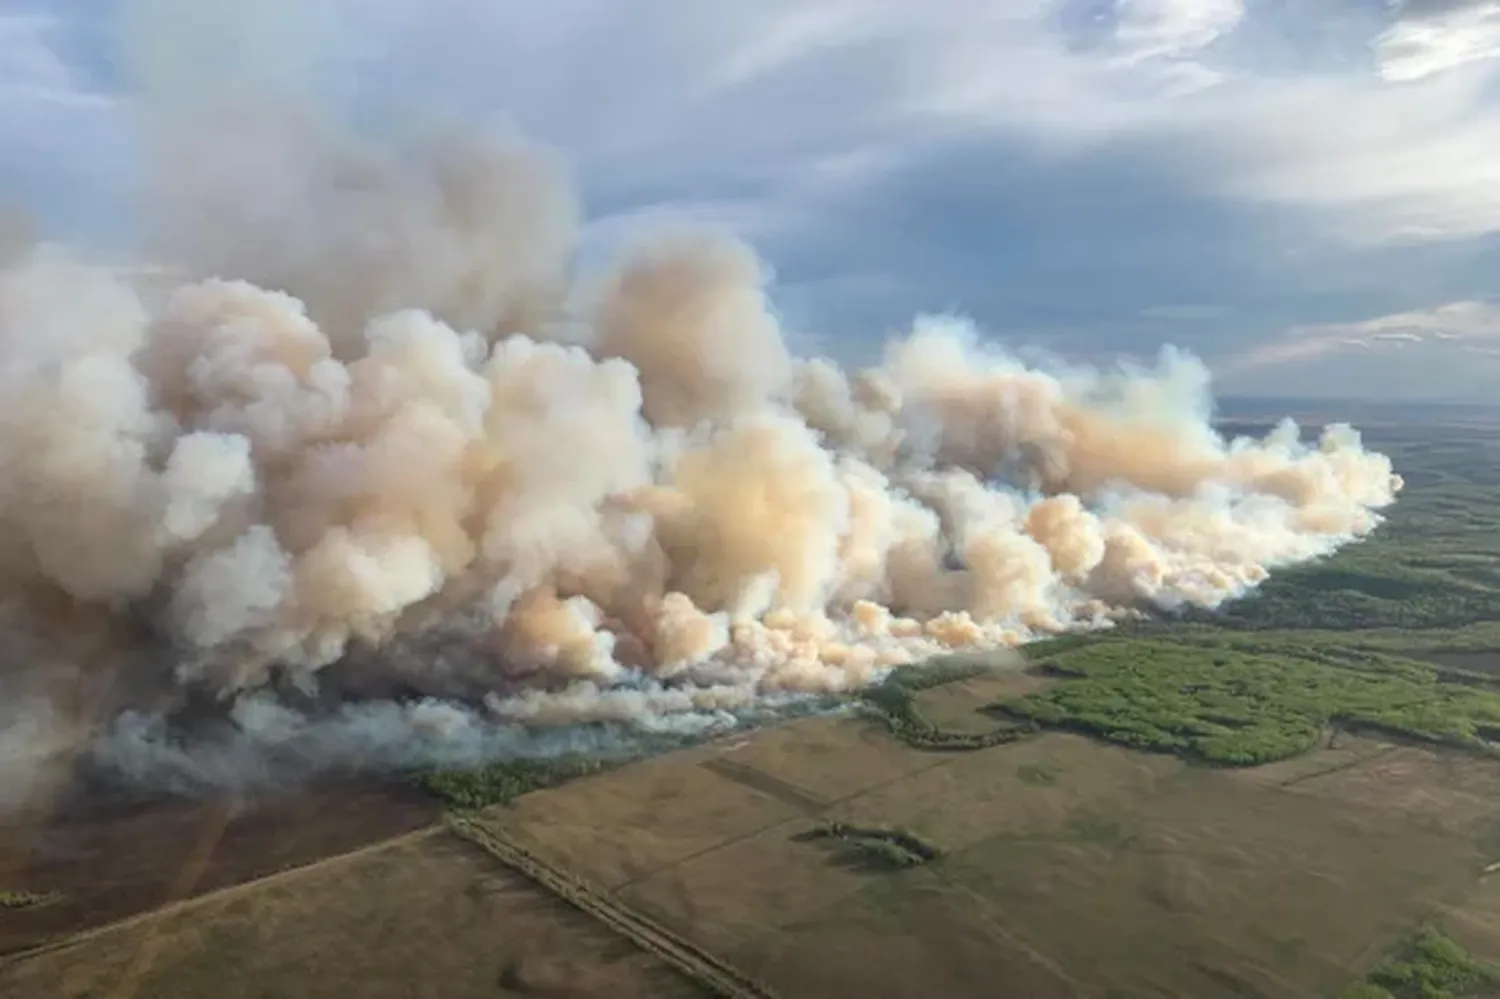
1377,1,1500,81
1241,299,1500,363
1219,298,1500,401
1111,0,1244,85
5,0,1500,401
0,10,107,108
0,5,127,239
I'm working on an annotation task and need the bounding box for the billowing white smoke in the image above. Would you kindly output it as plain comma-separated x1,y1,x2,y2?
0,111,1401,798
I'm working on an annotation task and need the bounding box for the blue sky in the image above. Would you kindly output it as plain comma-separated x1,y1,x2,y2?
4,0,1500,402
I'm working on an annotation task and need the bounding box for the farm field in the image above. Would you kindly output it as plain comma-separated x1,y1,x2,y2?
0,779,439,956
472,672,1500,999
0,828,705,999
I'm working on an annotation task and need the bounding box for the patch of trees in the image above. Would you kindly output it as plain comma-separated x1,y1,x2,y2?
0,889,58,909
859,660,1035,751
1179,575,1500,632
417,756,605,810
997,638,1500,766
1168,471,1500,633
1342,926,1500,999
793,821,942,871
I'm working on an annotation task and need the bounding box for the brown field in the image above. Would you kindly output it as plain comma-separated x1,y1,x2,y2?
0,828,705,999
938,766,1482,997
906,667,1052,732
1281,743,1500,839
472,678,1500,999
11,672,1500,997
1437,862,1500,967
0,778,439,955
1420,649,1500,676
496,745,809,891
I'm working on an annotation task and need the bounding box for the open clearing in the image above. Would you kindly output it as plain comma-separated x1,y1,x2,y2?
473,675,1500,999
0,826,704,999
0,778,440,955
1419,650,1500,677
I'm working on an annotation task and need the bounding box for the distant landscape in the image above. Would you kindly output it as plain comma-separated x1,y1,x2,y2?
4,402,1500,999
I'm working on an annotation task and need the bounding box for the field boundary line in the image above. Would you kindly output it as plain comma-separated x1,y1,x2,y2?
446,814,779,999
698,757,827,812
923,868,1085,993
1277,743,1401,789
0,826,444,967
609,718,1038,895
612,746,963,893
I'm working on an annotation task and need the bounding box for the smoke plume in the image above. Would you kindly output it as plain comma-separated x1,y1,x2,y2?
0,106,1401,800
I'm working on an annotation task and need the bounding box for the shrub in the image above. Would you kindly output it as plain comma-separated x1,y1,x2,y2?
793,822,943,871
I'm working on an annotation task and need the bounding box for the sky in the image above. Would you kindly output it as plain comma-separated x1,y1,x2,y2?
2,0,1500,403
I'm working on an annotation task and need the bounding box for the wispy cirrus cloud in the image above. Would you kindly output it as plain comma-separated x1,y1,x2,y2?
1225,299,1500,376
1377,0,1500,82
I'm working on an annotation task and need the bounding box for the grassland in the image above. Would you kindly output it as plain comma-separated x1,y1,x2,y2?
448,814,775,999
475,707,1500,997
859,656,1037,750
0,830,706,999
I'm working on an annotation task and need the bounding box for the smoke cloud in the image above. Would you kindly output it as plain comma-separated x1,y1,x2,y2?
0,104,1401,802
